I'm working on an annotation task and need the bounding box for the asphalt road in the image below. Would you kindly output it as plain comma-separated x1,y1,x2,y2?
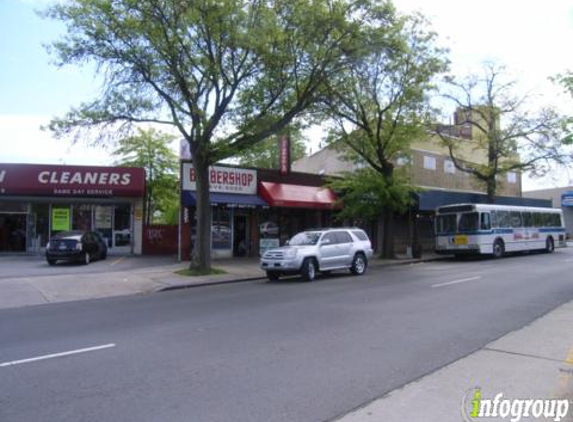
2,249,573,422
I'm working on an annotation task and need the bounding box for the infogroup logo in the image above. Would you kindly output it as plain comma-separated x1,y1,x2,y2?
461,387,570,422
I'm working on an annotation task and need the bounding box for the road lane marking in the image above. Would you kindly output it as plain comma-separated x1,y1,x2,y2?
0,343,115,368
565,259,573,262
431,276,482,288
110,257,125,266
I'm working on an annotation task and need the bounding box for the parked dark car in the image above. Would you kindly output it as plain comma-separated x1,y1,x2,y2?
46,230,108,266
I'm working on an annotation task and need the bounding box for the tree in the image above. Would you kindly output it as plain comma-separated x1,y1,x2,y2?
437,63,568,203
112,128,178,225
320,7,447,258
328,166,413,220
553,71,573,145
235,127,307,169
43,0,372,271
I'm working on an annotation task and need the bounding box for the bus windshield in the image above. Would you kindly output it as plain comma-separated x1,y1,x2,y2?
458,212,479,232
436,214,457,234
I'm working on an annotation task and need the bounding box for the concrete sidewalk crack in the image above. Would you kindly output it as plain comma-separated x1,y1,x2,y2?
483,347,566,364
22,279,52,303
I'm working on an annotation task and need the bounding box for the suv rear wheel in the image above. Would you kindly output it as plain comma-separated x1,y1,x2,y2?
301,258,316,282
350,253,367,275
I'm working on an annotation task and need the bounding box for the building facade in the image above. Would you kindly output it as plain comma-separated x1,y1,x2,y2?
292,131,544,255
179,163,338,260
0,163,146,254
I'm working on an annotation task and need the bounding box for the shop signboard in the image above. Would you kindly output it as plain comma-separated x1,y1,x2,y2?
279,135,290,176
562,192,573,207
0,163,145,197
52,207,71,231
182,164,257,195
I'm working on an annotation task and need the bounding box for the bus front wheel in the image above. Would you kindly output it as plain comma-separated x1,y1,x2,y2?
492,239,505,259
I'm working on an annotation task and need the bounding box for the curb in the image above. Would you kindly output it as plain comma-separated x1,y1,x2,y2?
157,256,450,293
156,276,267,292
371,256,449,268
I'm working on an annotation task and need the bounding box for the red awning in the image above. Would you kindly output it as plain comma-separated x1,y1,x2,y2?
258,181,338,209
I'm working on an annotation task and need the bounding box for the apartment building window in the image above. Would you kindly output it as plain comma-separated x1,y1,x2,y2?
396,157,411,166
423,155,436,170
507,172,517,184
444,159,456,174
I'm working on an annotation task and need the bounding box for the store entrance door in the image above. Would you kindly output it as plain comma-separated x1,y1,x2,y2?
233,214,248,257
0,213,27,252
112,204,133,254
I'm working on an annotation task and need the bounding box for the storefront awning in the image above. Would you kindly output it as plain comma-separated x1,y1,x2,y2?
182,192,268,207
258,181,338,209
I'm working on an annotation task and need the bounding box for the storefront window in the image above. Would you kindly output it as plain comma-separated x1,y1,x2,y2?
259,209,279,254
72,204,92,231
31,203,50,249
94,206,113,248
212,206,231,250
0,213,26,252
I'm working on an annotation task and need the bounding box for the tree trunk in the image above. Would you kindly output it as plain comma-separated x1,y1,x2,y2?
379,163,395,259
486,178,497,204
190,154,212,271
380,208,395,259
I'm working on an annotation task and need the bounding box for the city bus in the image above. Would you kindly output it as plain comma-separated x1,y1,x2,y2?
435,203,566,258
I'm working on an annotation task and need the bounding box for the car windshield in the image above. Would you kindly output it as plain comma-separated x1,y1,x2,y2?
458,212,479,232
288,232,321,246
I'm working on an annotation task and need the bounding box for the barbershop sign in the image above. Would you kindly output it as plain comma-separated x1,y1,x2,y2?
0,163,145,197
182,164,257,195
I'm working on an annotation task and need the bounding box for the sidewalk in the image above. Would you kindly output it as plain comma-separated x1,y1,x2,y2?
334,300,573,422
0,253,446,310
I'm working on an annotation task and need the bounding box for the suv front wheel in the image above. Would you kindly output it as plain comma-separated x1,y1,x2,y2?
350,253,367,276
301,258,317,282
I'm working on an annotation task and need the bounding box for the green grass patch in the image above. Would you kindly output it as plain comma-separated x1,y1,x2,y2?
175,267,227,277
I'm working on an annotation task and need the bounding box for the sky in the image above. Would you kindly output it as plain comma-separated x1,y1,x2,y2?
0,0,572,190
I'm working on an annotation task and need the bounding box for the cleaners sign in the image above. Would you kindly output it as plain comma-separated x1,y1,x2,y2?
182,164,256,195
0,164,145,197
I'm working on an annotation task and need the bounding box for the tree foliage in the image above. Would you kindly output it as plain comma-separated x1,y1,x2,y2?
553,71,573,145
320,7,447,257
112,128,178,225
437,63,569,202
43,0,372,269
328,167,414,221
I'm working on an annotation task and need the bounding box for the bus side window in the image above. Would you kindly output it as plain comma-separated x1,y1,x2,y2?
553,214,562,227
480,213,491,230
522,212,533,227
533,212,543,227
490,211,498,228
497,211,510,228
510,211,522,228
543,213,554,227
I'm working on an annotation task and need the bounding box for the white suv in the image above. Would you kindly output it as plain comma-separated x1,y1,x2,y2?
260,228,373,281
